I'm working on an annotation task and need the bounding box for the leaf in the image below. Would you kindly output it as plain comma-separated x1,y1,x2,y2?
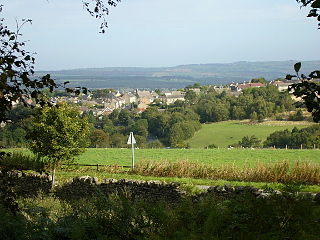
294,62,302,73
311,0,320,8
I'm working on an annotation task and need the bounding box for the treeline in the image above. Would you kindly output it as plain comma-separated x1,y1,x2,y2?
231,125,320,149
188,85,294,122
264,125,320,149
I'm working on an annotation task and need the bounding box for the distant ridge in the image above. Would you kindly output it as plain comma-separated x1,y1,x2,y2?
38,60,320,89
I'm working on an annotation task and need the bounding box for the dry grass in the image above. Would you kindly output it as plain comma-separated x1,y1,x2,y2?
131,160,320,185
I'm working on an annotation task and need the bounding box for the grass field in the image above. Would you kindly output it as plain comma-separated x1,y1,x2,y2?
77,148,320,168
187,120,314,148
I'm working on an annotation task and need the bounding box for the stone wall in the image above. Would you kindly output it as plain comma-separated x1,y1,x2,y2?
0,170,51,197
55,176,184,204
1,172,319,204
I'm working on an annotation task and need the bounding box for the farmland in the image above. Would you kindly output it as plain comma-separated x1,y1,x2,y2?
76,148,320,168
187,120,314,148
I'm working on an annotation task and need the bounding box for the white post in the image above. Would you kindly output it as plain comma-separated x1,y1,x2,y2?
127,132,136,169
131,136,135,169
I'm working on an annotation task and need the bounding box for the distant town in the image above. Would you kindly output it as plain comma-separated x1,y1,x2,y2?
45,78,306,116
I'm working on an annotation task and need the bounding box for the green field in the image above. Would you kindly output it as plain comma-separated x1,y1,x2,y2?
77,148,320,168
187,120,313,148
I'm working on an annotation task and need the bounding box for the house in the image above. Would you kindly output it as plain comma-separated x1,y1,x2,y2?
158,94,185,105
122,92,137,105
136,90,158,105
271,80,296,92
104,97,125,110
230,82,265,92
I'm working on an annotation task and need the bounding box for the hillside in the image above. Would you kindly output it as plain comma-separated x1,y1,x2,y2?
187,121,314,148
37,60,320,89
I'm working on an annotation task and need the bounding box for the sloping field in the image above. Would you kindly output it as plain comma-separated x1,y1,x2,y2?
187,120,313,148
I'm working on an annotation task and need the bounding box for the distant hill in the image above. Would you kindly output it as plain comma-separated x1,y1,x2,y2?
37,60,320,89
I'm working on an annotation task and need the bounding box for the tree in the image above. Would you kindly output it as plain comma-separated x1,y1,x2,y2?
185,90,197,105
0,0,124,124
263,129,292,148
90,129,111,148
251,78,268,84
287,63,320,122
288,1,320,122
0,0,121,162
238,135,261,148
297,0,320,29
27,104,90,187
128,119,148,138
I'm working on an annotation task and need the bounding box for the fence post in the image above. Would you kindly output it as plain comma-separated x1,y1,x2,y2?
96,164,99,172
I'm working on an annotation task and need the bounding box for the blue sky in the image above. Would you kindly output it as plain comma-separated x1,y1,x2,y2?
2,0,320,70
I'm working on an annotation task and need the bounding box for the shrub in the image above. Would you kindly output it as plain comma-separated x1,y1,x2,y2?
147,140,164,149
0,152,47,173
206,144,218,149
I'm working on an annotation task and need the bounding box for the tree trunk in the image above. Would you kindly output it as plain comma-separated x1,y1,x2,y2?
51,167,56,189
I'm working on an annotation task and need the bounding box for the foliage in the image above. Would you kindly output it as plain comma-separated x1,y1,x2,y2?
237,135,262,148
0,204,26,240
251,77,268,84
89,129,111,148
288,109,305,121
264,124,320,149
206,143,218,149
1,184,319,240
0,152,46,173
82,0,121,33
0,105,34,148
297,0,320,28
0,7,87,125
147,140,164,149
27,104,90,169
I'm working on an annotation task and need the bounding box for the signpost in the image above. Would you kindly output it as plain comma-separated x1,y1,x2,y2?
127,132,136,168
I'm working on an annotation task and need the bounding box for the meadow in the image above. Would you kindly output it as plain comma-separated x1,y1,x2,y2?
77,148,320,168
187,120,313,148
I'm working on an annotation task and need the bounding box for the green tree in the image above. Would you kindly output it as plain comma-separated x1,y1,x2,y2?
128,119,148,138
27,104,90,187
90,129,111,148
110,133,126,148
185,90,198,105
263,129,292,148
238,135,262,148
251,78,268,84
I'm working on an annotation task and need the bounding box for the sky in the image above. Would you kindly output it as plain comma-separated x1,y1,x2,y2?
1,0,320,70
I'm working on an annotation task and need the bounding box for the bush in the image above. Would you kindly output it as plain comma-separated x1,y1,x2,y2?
237,135,261,148
288,109,305,121
206,144,218,149
3,191,319,240
147,140,164,149
0,152,47,173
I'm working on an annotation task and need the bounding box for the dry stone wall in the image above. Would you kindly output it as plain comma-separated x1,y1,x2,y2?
55,176,184,204
0,170,51,197
1,172,319,204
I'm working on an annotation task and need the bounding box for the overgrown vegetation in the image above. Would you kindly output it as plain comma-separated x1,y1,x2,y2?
132,160,320,185
0,188,319,240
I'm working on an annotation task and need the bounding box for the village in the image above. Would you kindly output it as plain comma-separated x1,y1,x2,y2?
48,78,300,117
